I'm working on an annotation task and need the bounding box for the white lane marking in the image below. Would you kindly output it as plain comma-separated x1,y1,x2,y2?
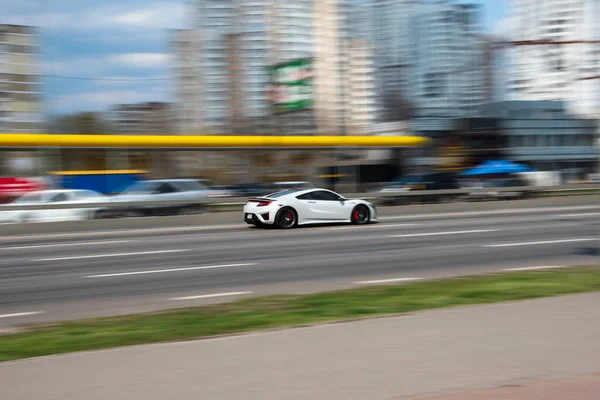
324,223,419,231
502,265,567,272
2,224,243,242
171,291,254,301
36,249,187,262
2,240,133,251
390,229,498,238
85,263,257,278
379,205,600,221
0,311,44,319
558,213,600,218
354,277,424,285
484,238,595,248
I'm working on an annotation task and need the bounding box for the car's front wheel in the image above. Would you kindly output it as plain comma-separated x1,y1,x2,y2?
275,207,297,229
351,205,370,225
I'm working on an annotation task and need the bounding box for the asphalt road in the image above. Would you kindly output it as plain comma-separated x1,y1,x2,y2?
3,293,600,400
0,196,598,328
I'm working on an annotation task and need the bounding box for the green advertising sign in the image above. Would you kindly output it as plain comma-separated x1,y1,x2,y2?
268,58,313,113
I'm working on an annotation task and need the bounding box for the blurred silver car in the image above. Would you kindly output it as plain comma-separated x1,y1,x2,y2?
466,178,530,201
0,189,106,223
102,179,210,217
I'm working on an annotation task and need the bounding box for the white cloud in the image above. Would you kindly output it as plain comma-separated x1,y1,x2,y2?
492,16,516,39
5,1,188,33
108,3,188,30
111,53,171,69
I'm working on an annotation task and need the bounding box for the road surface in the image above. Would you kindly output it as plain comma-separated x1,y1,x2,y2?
0,196,598,327
2,293,600,400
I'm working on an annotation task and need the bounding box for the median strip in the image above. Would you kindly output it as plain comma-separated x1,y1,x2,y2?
0,266,598,362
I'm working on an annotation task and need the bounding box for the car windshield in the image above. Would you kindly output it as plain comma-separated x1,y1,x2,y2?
122,181,156,194
12,193,43,204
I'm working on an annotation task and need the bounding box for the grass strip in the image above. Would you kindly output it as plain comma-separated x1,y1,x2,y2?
1,266,599,362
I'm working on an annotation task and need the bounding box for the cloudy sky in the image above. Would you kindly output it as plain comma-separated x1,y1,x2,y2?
5,0,508,116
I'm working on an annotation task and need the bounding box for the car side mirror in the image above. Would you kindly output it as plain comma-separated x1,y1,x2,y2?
339,197,346,202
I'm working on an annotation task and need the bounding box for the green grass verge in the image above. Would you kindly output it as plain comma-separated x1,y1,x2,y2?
1,266,599,362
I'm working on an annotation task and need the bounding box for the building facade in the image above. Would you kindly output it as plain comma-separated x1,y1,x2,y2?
508,0,600,118
173,0,350,136
0,25,43,133
346,39,377,136
352,1,488,120
479,101,598,181
408,1,487,118
171,29,203,136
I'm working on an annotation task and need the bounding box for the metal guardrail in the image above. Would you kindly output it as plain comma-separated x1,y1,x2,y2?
0,184,597,211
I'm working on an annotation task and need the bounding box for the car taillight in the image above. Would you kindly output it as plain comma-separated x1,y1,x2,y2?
257,201,272,207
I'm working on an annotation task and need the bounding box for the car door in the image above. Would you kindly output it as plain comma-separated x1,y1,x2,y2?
294,192,318,221
43,192,71,221
309,190,349,221
69,190,99,220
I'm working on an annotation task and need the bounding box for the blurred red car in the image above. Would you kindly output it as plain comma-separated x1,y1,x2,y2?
0,177,48,204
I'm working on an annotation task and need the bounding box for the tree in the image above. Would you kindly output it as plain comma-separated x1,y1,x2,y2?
50,112,111,134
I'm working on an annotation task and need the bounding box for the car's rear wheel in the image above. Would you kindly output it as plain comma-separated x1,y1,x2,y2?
275,207,297,229
351,205,370,225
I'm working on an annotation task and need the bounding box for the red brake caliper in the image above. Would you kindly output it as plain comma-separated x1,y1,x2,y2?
354,210,359,220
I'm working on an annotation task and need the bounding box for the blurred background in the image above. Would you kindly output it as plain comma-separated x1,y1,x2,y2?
0,0,599,204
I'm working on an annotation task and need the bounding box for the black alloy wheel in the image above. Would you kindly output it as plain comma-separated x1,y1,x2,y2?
276,208,297,229
351,205,370,225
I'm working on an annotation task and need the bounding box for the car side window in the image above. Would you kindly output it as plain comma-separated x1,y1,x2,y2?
154,183,177,194
315,190,340,201
48,193,69,203
296,192,315,200
176,181,203,192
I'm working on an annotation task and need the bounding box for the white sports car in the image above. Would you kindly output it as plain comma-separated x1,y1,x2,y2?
243,188,377,229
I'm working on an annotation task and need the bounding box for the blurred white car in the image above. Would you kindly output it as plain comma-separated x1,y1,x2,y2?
0,189,106,223
243,188,377,229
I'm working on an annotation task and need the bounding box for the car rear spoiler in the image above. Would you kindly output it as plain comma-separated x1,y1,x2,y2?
247,198,273,203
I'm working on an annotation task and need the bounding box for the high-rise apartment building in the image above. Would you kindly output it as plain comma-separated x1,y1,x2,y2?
0,25,43,133
172,0,350,136
352,1,487,120
409,1,487,118
508,0,600,118
346,39,377,135
171,29,203,135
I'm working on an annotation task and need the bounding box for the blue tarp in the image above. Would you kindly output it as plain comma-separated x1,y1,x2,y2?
461,160,535,176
